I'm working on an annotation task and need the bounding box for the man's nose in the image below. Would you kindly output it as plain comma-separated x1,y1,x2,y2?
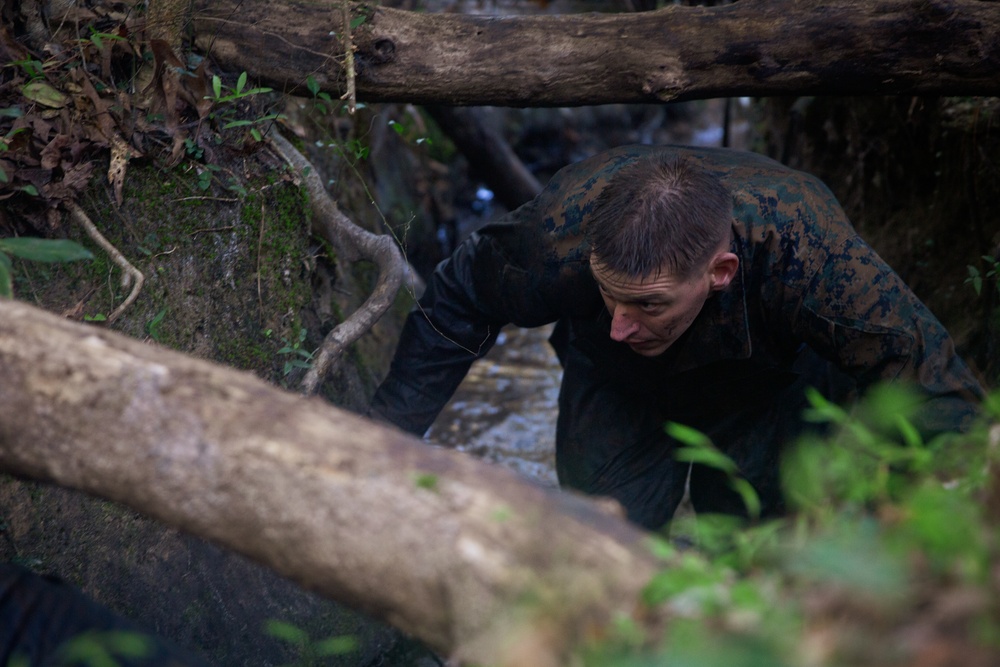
609,308,640,342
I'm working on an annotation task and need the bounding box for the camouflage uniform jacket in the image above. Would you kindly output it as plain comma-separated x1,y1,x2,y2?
371,145,982,439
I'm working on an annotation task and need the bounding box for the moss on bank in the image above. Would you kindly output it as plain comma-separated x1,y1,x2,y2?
1,134,423,665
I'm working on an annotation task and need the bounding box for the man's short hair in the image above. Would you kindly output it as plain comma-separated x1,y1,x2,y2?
584,153,733,279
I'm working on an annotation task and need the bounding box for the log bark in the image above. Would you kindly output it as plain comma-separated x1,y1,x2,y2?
191,0,1000,107
0,300,658,665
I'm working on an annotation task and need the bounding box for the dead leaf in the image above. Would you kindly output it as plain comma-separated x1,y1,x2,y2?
22,80,69,109
62,160,95,194
73,68,115,142
40,133,70,169
108,133,139,206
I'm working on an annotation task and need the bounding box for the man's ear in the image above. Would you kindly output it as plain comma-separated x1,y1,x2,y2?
708,252,739,291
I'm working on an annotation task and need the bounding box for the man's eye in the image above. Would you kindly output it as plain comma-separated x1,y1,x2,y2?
639,302,661,312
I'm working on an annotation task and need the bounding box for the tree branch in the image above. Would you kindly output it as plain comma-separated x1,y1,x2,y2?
0,299,658,664
268,130,404,395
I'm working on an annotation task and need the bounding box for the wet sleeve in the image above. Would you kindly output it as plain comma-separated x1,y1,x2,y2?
790,234,984,435
370,220,559,437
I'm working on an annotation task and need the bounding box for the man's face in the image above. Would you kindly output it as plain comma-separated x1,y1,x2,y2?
590,253,732,357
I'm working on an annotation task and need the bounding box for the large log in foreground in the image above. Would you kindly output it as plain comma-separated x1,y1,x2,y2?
0,300,657,665
193,0,1000,107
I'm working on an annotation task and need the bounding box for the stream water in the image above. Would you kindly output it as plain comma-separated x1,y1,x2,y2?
426,325,562,487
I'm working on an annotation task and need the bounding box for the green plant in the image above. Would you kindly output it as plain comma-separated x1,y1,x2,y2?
206,71,271,105
147,307,167,342
277,328,315,376
8,59,45,80
578,384,998,666
204,71,284,142
84,26,126,51
305,75,334,115
7,630,154,667
196,163,220,191
264,619,357,667
0,237,93,298
669,422,761,520
183,137,203,160
965,255,1000,295
388,118,432,147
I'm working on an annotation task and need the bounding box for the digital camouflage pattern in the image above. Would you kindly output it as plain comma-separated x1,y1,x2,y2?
372,145,983,528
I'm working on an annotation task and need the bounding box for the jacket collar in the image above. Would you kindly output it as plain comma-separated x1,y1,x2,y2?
667,233,753,373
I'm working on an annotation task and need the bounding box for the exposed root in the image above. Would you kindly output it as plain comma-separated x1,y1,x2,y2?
268,131,404,395
67,202,145,323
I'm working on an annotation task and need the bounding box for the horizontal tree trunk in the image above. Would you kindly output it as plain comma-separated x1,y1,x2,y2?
192,0,1000,107
0,300,657,665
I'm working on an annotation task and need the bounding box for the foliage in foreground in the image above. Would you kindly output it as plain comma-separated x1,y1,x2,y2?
580,385,1000,667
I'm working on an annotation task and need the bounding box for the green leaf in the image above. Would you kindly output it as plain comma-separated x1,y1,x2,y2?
802,386,849,423
313,635,358,656
306,75,319,97
0,107,23,118
646,535,678,561
20,185,38,197
349,15,366,30
0,238,94,263
147,308,167,341
415,473,438,490
212,75,222,100
263,619,308,645
665,422,713,448
236,71,247,95
0,254,12,298
22,80,69,108
730,477,762,520
674,446,738,474
893,413,923,449
103,631,152,658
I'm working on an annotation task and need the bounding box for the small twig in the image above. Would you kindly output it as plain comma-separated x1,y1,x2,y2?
257,200,265,319
340,1,356,115
269,131,403,395
170,196,240,203
151,246,177,260
60,287,97,319
189,225,237,236
67,202,145,323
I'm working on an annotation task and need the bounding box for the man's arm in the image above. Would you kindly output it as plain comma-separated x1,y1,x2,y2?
370,232,506,436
